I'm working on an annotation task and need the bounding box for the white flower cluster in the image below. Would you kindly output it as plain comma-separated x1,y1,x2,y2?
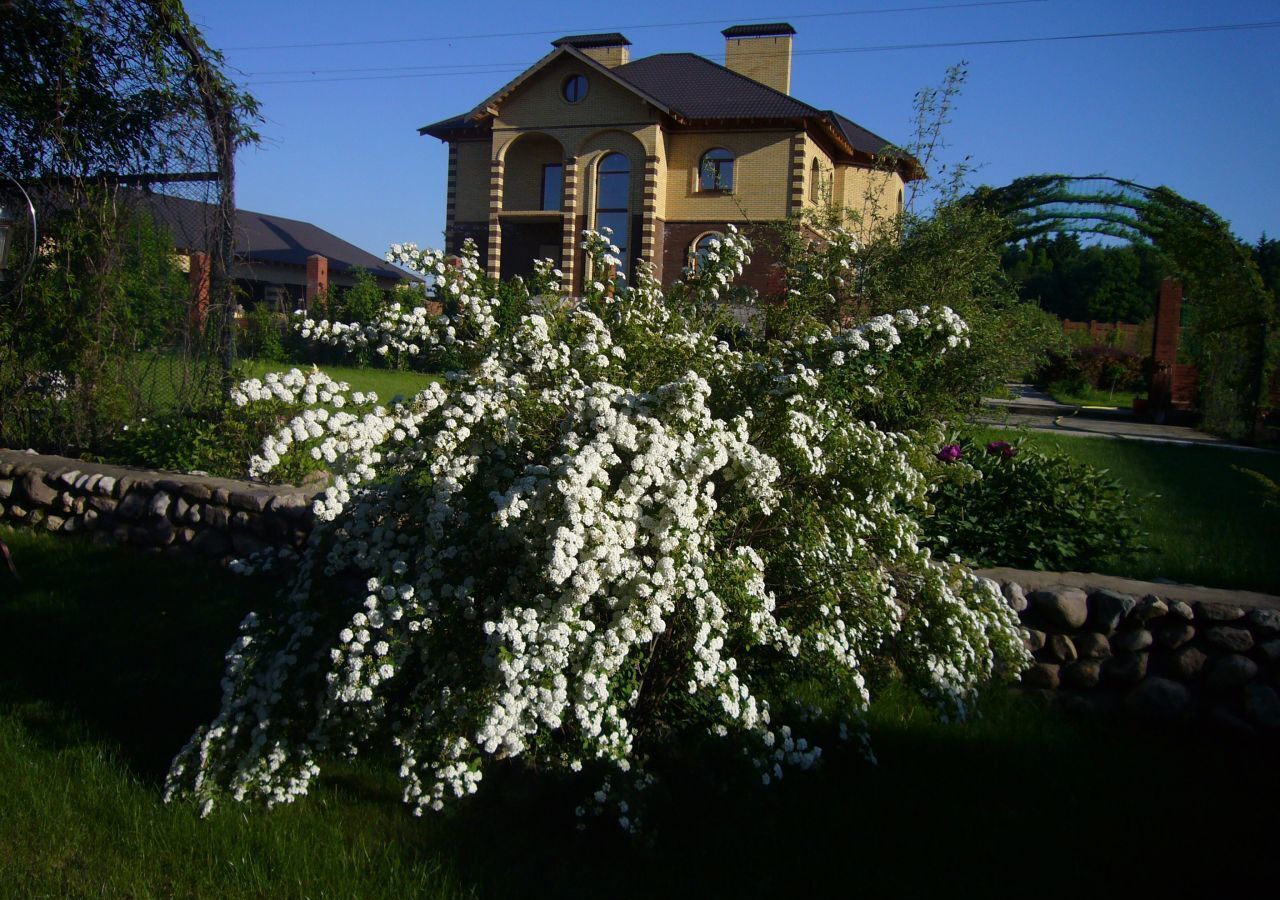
166,227,1027,830
294,239,502,366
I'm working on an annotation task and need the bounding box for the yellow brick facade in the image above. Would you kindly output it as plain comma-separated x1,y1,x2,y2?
663,130,795,222
433,35,916,291
725,35,792,94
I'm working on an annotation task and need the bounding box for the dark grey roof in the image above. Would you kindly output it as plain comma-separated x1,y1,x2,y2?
135,193,413,282
419,47,920,174
721,23,796,38
614,53,818,120
552,33,631,48
826,111,900,159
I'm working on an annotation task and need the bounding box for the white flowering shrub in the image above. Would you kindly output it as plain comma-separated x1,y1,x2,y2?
166,226,1028,829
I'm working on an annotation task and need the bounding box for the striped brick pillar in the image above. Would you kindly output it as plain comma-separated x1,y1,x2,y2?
560,155,579,293
487,156,504,279
445,144,458,252
787,133,807,216
639,154,660,270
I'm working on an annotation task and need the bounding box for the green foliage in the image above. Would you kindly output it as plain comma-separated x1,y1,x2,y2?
0,196,206,452
0,0,260,181
1041,345,1148,398
1001,232,1169,323
102,395,325,484
925,435,1147,571
974,175,1276,439
242,303,288,363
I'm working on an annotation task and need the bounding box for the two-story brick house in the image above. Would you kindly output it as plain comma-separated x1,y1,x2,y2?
420,23,921,295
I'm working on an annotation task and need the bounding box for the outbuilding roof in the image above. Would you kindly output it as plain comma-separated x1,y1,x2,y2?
135,193,413,282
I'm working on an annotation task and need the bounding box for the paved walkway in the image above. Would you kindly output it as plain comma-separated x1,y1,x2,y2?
977,384,1271,450
977,567,1280,613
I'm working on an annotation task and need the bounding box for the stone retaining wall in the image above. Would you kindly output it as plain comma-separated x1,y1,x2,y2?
990,577,1280,736
0,450,320,560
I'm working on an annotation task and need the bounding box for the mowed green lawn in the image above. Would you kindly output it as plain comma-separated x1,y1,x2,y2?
238,359,443,402
976,427,1280,594
1,525,1276,897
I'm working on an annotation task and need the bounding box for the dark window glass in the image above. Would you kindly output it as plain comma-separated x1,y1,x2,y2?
699,148,735,191
562,74,587,103
595,153,631,272
597,153,630,211
691,232,723,271
541,164,563,211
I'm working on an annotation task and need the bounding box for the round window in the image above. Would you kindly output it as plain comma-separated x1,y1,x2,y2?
562,74,587,104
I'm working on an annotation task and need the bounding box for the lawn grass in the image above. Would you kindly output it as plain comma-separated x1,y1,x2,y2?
975,427,1280,593
238,359,442,402
1044,384,1143,409
1,524,1276,896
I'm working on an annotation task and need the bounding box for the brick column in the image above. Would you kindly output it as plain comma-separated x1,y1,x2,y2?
787,133,807,216
560,155,579,294
639,154,660,271
189,251,210,329
1149,277,1183,414
445,143,459,253
487,156,504,280
305,254,328,308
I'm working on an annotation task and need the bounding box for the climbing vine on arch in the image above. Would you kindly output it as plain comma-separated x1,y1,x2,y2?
970,175,1275,439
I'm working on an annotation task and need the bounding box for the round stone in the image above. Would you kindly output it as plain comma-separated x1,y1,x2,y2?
1206,654,1259,692
1028,586,1089,630
1195,601,1246,623
1166,645,1209,679
1046,634,1078,664
1204,626,1254,653
1154,621,1195,650
1023,662,1060,690
1125,677,1192,721
1113,629,1153,653
1087,589,1137,634
1075,632,1112,660
1062,659,1104,689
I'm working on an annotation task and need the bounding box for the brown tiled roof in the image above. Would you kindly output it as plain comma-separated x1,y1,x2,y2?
613,52,818,120
419,47,920,175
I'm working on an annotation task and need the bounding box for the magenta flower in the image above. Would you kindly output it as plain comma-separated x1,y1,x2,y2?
986,440,1017,459
935,444,963,463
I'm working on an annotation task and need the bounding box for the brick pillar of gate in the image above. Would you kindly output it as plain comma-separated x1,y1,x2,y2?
305,254,329,309
189,251,210,329
1149,277,1183,414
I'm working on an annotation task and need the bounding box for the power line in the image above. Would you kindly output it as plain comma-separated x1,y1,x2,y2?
244,20,1280,85
225,0,1047,52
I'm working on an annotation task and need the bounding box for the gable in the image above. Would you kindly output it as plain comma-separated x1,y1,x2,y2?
495,54,662,131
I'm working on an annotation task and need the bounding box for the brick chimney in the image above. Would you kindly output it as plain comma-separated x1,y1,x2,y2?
552,33,631,68
722,23,795,95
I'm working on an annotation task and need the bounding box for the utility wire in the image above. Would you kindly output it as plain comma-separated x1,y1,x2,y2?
225,0,1048,52
244,20,1280,85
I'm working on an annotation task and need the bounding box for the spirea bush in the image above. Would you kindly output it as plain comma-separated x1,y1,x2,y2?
165,226,1029,830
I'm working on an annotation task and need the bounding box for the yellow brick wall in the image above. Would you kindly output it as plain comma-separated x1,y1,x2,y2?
575,129,649,219
836,165,905,236
453,140,491,222
497,55,658,131
802,134,837,209
724,36,792,95
664,130,794,221
502,133,563,211
582,46,629,68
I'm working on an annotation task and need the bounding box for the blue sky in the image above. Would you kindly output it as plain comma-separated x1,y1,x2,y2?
184,0,1280,258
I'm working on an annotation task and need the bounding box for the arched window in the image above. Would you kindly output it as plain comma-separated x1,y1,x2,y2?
898,188,904,214
595,152,631,272
810,158,823,203
699,148,735,192
688,232,724,273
